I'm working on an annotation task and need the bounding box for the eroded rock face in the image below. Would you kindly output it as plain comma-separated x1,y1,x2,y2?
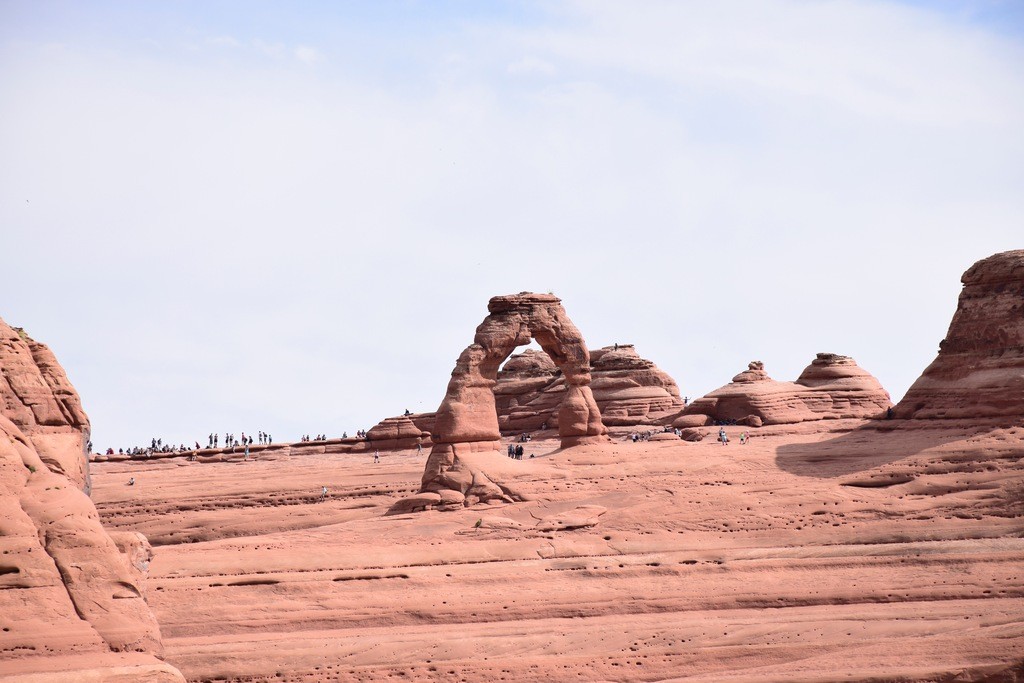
679,355,891,427
0,322,91,492
375,344,682,441
498,344,684,431
0,317,180,680
394,293,608,513
365,416,431,451
895,250,1024,420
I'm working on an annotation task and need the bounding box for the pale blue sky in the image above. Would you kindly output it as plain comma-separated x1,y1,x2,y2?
2,1,1022,449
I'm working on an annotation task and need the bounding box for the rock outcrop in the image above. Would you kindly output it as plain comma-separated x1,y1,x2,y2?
499,345,684,431
0,317,182,681
392,293,608,513
371,344,683,443
895,250,1024,420
365,415,431,451
1,323,91,492
678,354,891,427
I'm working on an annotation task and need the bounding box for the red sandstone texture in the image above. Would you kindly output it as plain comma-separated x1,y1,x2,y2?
678,354,892,428
0,323,91,492
895,249,1024,420
359,344,680,457
85,421,1024,682
497,344,684,432
0,317,183,682
395,293,609,513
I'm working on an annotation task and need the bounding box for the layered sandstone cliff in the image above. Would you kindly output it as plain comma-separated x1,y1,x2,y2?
0,317,182,681
1,323,91,492
678,354,891,427
499,345,684,431
895,250,1024,420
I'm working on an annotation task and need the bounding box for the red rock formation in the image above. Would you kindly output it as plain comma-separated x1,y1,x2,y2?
374,344,682,442
365,415,431,451
679,355,891,427
495,349,561,432
394,293,608,513
895,250,1024,420
499,344,684,430
0,323,91,491
0,317,182,681
589,345,685,426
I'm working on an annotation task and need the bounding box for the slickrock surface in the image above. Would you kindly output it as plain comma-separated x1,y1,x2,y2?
89,421,1024,682
403,293,608,512
679,355,891,427
0,318,183,682
896,249,1024,420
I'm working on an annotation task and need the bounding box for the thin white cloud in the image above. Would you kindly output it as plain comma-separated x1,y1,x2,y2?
252,38,286,58
293,45,320,65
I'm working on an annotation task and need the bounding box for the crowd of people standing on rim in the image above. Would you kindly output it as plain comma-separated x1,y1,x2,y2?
301,434,329,442
207,432,273,448
103,419,437,458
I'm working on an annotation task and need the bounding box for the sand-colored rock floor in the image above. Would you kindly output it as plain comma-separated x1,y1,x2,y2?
90,422,1024,682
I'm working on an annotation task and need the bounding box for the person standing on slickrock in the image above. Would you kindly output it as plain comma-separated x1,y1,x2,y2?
719,427,728,445
373,451,380,463
319,486,327,502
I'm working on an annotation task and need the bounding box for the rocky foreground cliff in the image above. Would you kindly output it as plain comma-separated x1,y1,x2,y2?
0,319,183,681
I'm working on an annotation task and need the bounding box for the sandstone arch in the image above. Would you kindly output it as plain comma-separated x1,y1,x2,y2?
391,293,608,513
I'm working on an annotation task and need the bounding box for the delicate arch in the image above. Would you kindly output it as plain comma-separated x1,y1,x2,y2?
393,293,608,513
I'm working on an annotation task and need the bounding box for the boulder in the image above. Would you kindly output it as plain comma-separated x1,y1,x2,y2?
0,316,180,678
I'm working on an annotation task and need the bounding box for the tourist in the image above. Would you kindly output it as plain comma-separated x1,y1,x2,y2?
319,486,327,502
719,427,728,446
127,477,135,486
739,432,746,445
373,451,380,463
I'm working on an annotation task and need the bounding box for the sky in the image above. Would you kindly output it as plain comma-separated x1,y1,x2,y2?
1,0,1022,450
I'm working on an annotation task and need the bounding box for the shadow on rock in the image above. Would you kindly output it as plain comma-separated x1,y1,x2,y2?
774,420,976,478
